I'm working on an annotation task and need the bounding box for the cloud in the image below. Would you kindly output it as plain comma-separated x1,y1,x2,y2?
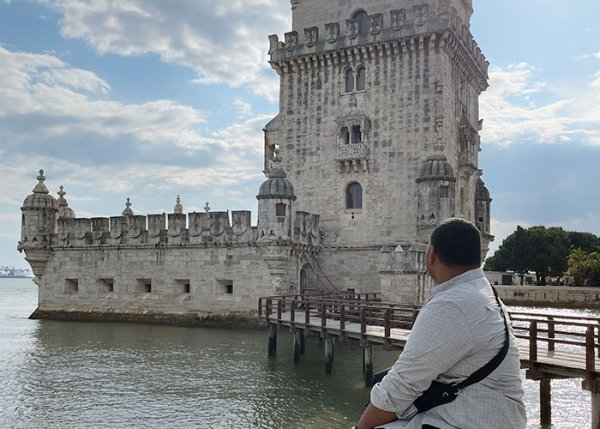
34,0,290,101
1,46,273,219
480,63,600,147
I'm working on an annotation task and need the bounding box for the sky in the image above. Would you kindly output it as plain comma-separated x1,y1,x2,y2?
1,0,599,270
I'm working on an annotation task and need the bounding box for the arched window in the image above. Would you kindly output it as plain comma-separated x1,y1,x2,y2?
354,11,369,37
345,68,355,93
351,125,362,143
356,66,366,91
276,203,286,216
346,182,363,209
341,127,350,144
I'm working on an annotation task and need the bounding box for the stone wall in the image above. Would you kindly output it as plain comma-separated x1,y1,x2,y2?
36,244,279,315
497,286,600,309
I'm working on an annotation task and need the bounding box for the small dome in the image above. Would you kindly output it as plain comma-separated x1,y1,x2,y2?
476,179,491,201
417,155,456,182
257,165,296,201
22,170,59,210
57,186,76,218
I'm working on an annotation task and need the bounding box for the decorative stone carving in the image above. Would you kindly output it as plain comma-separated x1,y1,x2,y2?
188,212,204,237
148,214,165,238
325,23,340,43
92,218,108,240
128,215,146,238
414,4,429,27
438,0,451,21
390,9,406,31
232,211,250,235
110,217,123,239
75,219,90,240
346,18,359,39
304,27,318,47
285,31,298,51
369,14,383,35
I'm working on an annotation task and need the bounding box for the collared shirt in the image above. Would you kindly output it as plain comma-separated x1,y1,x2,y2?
370,268,527,429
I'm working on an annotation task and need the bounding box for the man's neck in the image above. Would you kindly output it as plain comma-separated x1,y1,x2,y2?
434,264,480,285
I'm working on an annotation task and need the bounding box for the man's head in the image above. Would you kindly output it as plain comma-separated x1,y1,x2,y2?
426,218,482,284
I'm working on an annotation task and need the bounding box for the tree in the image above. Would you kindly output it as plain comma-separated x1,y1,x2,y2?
568,249,600,287
568,231,600,253
484,225,572,285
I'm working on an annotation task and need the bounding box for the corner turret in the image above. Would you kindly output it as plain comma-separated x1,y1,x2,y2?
257,158,297,240
18,170,59,278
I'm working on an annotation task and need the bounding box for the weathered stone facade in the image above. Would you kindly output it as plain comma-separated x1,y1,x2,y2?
19,0,493,324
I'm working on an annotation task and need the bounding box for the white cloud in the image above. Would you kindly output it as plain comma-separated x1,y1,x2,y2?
480,63,600,147
34,0,290,101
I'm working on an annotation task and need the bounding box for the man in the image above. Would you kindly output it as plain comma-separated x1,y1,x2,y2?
356,218,526,429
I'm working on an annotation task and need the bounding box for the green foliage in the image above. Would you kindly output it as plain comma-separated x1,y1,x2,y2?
484,226,598,285
568,249,600,287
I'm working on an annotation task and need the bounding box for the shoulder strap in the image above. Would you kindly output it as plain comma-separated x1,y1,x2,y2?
456,285,510,390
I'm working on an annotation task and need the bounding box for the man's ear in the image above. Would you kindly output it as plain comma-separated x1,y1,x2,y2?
427,245,437,266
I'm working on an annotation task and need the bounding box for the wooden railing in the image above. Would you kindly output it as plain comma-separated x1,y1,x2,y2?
510,312,600,372
259,294,600,372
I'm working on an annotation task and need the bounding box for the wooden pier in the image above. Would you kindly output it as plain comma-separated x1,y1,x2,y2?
258,292,600,429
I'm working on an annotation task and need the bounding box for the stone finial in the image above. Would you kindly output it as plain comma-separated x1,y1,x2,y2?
174,195,183,214
204,202,211,216
32,169,50,194
122,197,134,216
57,186,68,206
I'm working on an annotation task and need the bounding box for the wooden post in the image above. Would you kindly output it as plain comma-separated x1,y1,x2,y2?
540,378,551,428
293,329,301,364
547,316,555,352
268,323,277,357
364,344,374,387
324,336,335,375
300,328,306,355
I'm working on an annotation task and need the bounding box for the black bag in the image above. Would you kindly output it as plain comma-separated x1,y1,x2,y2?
371,286,510,414
413,380,461,413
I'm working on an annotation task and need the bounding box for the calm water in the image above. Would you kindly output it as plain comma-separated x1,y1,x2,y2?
0,278,592,428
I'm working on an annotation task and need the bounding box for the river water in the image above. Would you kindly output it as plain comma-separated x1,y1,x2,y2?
0,278,592,428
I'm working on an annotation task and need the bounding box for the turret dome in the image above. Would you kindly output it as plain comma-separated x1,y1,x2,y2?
257,164,296,201
476,178,491,201
417,154,456,182
22,170,59,210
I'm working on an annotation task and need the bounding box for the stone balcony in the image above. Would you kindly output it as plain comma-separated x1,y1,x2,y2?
336,143,368,173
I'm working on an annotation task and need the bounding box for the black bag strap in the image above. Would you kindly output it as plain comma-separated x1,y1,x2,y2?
455,285,509,390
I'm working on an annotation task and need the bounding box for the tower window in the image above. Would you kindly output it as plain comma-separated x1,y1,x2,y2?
439,186,449,199
345,69,354,93
351,125,362,143
346,182,363,209
276,203,286,216
341,127,350,144
356,67,366,91
354,11,369,37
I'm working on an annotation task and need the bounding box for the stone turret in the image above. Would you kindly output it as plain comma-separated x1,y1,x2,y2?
57,186,76,219
18,170,59,279
256,159,297,241
416,150,457,242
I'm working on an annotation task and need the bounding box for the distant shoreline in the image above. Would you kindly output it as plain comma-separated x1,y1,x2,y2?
0,275,33,279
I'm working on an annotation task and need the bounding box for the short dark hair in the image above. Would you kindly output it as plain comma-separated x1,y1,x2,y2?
430,218,481,267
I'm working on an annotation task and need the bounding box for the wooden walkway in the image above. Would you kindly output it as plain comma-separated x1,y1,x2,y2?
258,292,600,429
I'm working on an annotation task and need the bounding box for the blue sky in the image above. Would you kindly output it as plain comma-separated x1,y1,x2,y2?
1,0,599,270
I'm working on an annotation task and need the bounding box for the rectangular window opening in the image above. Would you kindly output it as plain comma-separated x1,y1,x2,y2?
276,203,286,217
216,279,234,296
65,278,79,294
136,278,152,294
175,279,191,294
99,278,114,293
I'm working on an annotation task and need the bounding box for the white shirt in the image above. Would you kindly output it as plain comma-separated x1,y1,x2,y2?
370,268,527,429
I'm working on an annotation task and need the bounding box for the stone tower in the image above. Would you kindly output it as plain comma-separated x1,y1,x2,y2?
265,0,492,302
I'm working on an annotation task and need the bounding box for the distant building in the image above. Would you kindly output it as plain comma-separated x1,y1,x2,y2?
18,0,492,324
485,271,536,286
